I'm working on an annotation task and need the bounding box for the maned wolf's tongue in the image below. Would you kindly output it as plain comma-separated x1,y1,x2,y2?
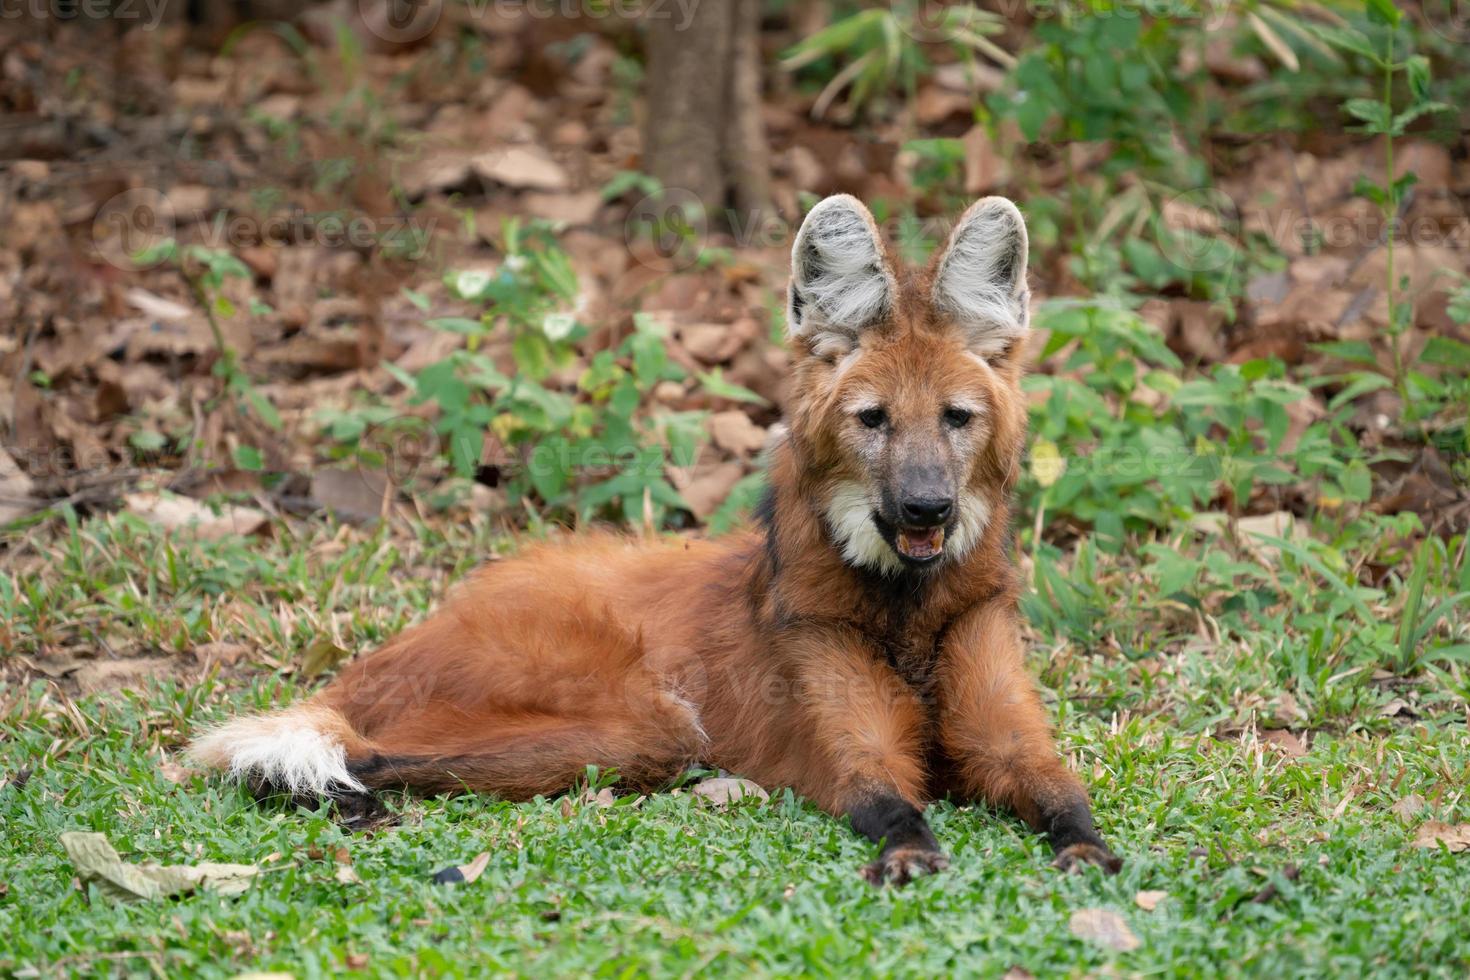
897,527,945,560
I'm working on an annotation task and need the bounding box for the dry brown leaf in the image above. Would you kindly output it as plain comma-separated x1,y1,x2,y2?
74,657,175,696
1411,821,1470,852
963,124,1009,195
1390,794,1426,823
124,287,193,323
300,638,351,680
1068,908,1141,952
473,146,568,191
62,831,257,901
692,777,769,806
680,322,752,365
125,493,268,541
1260,729,1307,758
674,462,746,521
193,641,250,668
311,468,389,524
0,448,38,526
397,152,474,199
158,759,200,785
432,851,491,884
1134,890,1168,912
523,191,602,226
581,787,616,808
1271,691,1308,727
708,411,767,456
1379,698,1418,719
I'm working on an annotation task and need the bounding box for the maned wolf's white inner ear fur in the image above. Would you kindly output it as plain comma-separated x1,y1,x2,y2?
932,197,1031,357
787,195,896,357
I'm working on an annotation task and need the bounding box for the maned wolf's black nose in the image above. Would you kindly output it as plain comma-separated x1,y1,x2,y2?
900,496,953,527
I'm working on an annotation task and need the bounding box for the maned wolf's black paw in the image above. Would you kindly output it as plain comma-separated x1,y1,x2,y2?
1052,842,1123,875
335,791,397,832
861,846,950,887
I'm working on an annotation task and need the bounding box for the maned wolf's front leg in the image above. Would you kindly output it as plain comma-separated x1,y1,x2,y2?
935,600,1121,873
788,626,946,886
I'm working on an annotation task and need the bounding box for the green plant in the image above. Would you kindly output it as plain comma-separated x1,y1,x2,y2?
1021,300,1372,552
133,239,280,471
781,4,1007,120
386,220,707,528
1327,0,1453,404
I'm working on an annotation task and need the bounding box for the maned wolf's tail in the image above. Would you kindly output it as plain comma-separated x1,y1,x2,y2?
189,698,375,798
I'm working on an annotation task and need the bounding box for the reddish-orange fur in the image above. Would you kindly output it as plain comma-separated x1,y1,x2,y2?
194,196,1118,881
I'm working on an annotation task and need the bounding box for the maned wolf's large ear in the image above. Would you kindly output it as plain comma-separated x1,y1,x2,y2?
932,197,1030,357
786,195,896,357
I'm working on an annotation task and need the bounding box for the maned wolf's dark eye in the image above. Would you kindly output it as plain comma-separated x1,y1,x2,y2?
857,408,887,429
943,407,973,429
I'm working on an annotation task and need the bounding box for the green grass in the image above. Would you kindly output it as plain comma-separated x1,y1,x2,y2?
2,515,1469,977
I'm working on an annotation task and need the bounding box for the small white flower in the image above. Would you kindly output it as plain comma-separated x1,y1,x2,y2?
541,312,576,341
451,269,492,299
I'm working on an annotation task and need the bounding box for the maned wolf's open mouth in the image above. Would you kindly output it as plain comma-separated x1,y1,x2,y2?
896,526,944,561
872,513,949,565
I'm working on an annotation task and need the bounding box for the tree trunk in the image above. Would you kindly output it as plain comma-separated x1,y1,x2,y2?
642,0,770,224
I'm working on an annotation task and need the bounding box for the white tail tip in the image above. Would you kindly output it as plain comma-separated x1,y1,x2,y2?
188,704,366,796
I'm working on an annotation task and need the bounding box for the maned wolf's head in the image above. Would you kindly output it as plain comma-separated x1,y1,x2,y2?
783,195,1030,576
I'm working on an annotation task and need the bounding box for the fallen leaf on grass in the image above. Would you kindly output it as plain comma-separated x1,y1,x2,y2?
692,778,769,806
74,657,175,696
193,641,250,668
300,638,351,679
1259,729,1306,758
158,759,200,785
432,851,490,885
1069,908,1141,952
1390,794,1426,823
1379,698,1418,719
0,447,38,525
125,493,268,541
1248,864,1300,904
335,864,362,884
310,468,390,525
1411,821,1470,853
1134,890,1168,911
581,787,616,808
62,831,258,901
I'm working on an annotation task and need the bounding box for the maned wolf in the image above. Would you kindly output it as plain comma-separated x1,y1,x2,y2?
192,195,1120,884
